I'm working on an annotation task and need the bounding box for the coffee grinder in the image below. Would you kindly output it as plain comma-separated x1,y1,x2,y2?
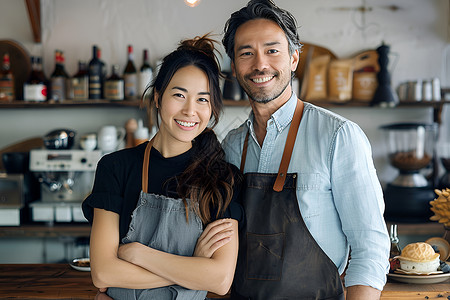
380,123,438,222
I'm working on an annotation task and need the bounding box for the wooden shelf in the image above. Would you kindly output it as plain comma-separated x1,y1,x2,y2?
0,224,90,238
0,99,143,108
221,99,450,124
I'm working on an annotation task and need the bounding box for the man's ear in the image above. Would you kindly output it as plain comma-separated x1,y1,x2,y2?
290,49,300,72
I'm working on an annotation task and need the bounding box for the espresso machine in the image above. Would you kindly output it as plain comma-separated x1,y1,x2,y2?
29,149,102,223
380,123,438,222
438,143,450,189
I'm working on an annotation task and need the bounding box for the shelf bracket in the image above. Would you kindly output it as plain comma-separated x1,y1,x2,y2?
25,0,41,43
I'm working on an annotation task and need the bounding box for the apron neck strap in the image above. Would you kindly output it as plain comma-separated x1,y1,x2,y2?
273,99,304,191
240,99,304,192
142,138,155,194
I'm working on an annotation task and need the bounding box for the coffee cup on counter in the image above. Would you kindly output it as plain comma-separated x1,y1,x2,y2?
98,126,126,153
80,133,97,151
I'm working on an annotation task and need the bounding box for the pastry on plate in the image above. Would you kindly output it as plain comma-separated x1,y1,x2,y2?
395,242,440,273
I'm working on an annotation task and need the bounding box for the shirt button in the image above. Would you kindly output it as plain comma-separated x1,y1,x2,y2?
268,120,273,126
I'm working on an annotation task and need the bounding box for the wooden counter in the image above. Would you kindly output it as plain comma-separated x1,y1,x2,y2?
0,264,448,299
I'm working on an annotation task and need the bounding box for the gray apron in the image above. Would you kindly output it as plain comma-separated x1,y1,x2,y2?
232,100,344,299
107,140,208,300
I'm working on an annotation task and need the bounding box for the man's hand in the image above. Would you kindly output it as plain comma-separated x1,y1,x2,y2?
194,218,234,258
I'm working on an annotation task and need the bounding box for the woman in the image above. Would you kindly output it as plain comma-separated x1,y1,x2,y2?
82,35,243,299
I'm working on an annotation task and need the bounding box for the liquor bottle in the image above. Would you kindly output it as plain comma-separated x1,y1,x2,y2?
0,53,15,101
24,56,48,102
97,47,107,98
123,45,138,100
70,61,89,100
88,45,102,99
50,50,69,101
105,65,124,101
389,224,401,258
138,49,153,97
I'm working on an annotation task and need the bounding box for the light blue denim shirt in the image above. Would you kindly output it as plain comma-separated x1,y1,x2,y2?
222,93,390,291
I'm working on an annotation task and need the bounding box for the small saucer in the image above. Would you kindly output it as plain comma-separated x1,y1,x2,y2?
70,258,90,272
426,237,450,261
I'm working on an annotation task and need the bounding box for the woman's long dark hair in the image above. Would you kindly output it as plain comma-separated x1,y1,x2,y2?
144,34,241,224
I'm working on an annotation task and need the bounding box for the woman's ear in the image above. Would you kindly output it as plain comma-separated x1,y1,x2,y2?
154,92,159,108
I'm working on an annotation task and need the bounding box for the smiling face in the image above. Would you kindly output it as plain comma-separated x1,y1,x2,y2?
232,18,299,104
156,65,212,155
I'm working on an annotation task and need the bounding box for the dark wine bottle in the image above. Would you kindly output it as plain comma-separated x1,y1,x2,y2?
50,50,69,101
88,45,102,99
105,65,124,101
70,61,89,100
123,45,137,100
24,56,48,102
97,47,106,98
0,53,15,101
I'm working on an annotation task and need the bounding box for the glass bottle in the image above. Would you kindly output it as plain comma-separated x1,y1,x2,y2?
70,61,89,100
123,45,138,100
0,53,15,101
88,45,102,99
138,49,153,97
50,50,69,101
105,65,124,101
97,47,106,98
24,56,48,102
389,224,401,258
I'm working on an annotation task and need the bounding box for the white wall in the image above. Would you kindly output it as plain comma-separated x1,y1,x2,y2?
0,0,449,264
0,0,449,185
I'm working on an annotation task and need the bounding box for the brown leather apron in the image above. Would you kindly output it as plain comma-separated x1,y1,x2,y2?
232,99,344,300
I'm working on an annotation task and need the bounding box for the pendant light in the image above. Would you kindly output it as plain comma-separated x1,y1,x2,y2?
184,0,201,7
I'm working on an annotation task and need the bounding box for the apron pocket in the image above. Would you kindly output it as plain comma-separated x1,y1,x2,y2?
246,232,285,280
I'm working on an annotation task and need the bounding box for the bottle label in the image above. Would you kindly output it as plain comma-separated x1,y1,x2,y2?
105,80,124,100
51,77,66,101
138,69,153,96
24,83,47,101
89,65,102,99
71,77,89,100
0,75,15,100
124,73,138,99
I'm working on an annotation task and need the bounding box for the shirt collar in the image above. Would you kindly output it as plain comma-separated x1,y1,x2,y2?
246,92,298,133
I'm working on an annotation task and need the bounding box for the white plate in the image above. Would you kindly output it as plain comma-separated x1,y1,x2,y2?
394,268,443,276
70,258,90,272
387,272,450,284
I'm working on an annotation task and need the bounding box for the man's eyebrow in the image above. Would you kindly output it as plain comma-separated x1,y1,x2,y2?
237,41,281,52
237,45,252,52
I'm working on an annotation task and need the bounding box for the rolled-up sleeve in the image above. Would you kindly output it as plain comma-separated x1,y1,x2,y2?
330,121,390,291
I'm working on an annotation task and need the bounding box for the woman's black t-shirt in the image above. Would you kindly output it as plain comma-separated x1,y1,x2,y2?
82,142,243,240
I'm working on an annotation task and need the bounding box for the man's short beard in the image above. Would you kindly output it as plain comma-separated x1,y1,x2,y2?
248,80,290,104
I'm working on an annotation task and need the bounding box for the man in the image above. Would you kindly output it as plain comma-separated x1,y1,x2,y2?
220,0,390,299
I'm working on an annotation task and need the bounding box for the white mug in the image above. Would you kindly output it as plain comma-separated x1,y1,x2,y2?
98,126,126,153
80,133,97,151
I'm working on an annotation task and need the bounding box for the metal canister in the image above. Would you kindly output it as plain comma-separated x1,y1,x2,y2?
432,78,441,101
422,80,432,101
408,80,422,101
397,82,408,101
